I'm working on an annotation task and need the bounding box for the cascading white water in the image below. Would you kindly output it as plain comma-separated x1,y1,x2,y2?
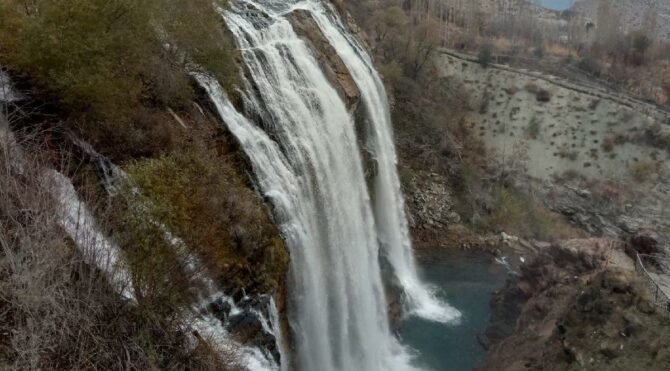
200,0,460,369
301,1,460,324
195,73,417,371
197,0,443,369
0,69,20,103
2,107,135,301
49,170,137,301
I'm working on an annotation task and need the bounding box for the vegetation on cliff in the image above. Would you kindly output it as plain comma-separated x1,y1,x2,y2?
1,1,288,367
0,142,241,370
123,147,288,293
0,0,238,154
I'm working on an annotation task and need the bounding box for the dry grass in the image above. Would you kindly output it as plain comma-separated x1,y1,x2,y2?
0,131,242,370
491,36,514,55
630,161,658,183
545,43,578,59
484,187,583,242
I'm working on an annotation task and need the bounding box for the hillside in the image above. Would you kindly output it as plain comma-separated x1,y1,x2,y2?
574,0,670,41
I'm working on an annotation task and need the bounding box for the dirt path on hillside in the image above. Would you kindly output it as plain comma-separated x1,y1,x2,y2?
439,49,670,122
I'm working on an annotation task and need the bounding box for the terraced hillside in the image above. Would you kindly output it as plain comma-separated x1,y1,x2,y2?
438,50,670,181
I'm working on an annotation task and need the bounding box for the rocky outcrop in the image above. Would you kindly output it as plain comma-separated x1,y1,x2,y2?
535,179,670,255
478,238,670,371
406,172,460,229
287,10,360,111
630,229,666,256
404,171,463,248
479,239,616,347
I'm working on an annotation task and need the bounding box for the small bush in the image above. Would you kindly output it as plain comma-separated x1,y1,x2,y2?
577,57,601,77
378,61,406,92
645,122,670,151
561,169,582,182
504,84,519,96
601,136,616,152
558,148,579,161
630,161,657,183
526,117,542,139
525,83,551,102
535,89,551,102
631,32,653,56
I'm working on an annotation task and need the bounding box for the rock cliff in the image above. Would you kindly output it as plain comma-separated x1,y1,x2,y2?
478,238,670,371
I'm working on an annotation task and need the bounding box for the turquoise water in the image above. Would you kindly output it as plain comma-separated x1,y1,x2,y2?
400,251,507,371
538,0,574,11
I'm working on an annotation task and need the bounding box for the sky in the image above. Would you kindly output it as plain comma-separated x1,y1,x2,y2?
537,0,575,11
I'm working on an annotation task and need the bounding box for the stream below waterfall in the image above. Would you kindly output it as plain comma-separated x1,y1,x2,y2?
400,251,507,371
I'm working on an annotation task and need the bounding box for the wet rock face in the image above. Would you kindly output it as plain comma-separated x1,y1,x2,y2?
478,239,670,371
287,9,361,111
208,294,282,365
230,295,281,362
209,298,233,323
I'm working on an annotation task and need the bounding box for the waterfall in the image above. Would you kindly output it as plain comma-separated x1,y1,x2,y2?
220,6,394,370
195,74,416,371
302,2,460,324
49,170,137,301
196,0,461,369
0,69,21,103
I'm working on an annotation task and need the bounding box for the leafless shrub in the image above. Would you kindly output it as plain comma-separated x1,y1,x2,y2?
601,136,616,152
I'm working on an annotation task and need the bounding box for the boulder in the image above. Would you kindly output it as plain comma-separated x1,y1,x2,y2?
209,298,233,323
598,340,622,360
629,229,664,255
